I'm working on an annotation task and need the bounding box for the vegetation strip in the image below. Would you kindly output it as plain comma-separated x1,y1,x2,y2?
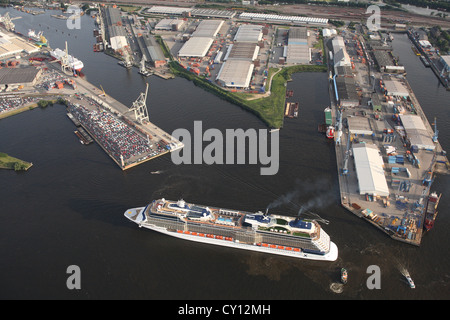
169,61,326,129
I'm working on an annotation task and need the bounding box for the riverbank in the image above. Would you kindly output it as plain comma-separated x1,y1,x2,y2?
0,152,33,171
169,61,327,129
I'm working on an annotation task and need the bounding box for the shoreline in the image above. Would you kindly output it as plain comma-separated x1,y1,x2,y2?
0,152,33,171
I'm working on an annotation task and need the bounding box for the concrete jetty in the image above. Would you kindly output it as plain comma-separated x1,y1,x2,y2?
325,28,448,246
43,59,183,170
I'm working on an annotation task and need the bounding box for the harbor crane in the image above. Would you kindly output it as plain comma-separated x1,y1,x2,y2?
0,13,21,32
432,117,438,143
129,83,149,124
342,130,351,175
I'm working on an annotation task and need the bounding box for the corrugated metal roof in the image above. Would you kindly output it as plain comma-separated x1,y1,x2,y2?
352,143,389,197
0,67,40,85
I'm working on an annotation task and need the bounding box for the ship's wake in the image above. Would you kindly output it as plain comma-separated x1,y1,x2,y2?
329,282,344,294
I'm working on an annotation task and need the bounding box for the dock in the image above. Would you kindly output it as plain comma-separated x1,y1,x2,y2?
326,29,448,246
42,58,183,170
284,102,299,118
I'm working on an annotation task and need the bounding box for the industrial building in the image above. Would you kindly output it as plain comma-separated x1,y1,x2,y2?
400,114,435,150
285,27,310,64
334,76,359,107
440,55,450,82
139,34,166,68
216,60,254,88
224,42,259,61
146,6,235,19
352,143,389,197
383,79,409,97
332,36,351,74
233,24,263,43
104,6,128,51
348,116,373,135
177,20,224,58
0,66,42,88
154,18,185,31
0,32,39,58
239,12,328,26
192,20,224,38
178,37,214,57
373,50,404,73
109,25,127,51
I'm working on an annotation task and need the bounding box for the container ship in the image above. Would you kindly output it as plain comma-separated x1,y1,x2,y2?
125,199,338,261
424,192,441,231
50,48,84,73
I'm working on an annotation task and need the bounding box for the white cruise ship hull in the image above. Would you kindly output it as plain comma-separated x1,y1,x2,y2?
125,207,338,262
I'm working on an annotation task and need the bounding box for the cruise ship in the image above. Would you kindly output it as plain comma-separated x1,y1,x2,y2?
125,199,338,261
50,48,84,72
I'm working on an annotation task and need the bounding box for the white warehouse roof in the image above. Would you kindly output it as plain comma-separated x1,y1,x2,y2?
400,114,435,150
234,24,263,43
239,12,328,26
178,37,214,57
352,143,389,197
192,20,224,38
216,60,254,88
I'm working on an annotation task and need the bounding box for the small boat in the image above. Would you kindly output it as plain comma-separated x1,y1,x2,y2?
151,170,162,174
341,268,348,284
405,275,415,289
411,46,421,56
326,125,335,139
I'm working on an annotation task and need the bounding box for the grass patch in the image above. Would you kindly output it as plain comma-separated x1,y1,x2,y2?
169,61,326,129
0,152,32,171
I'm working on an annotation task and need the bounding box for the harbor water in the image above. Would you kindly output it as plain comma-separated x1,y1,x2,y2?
0,8,449,300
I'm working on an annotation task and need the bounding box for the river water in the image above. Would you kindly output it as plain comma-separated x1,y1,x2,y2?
0,8,448,301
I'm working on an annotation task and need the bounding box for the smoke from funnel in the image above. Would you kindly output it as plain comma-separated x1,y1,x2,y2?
265,178,336,216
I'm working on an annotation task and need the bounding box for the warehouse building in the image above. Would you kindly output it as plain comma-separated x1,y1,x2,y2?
234,24,263,43
154,18,185,31
400,114,435,150
216,60,254,88
224,43,259,61
146,6,235,19
440,55,450,82
104,6,128,51
0,66,42,88
285,27,310,64
348,116,373,135
334,76,359,107
332,36,351,74
0,32,39,58
178,37,214,57
373,50,404,73
140,34,166,68
109,25,127,51
239,12,328,26
383,79,409,97
352,143,389,197
192,20,224,38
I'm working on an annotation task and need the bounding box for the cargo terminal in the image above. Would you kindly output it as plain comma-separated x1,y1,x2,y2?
325,26,449,245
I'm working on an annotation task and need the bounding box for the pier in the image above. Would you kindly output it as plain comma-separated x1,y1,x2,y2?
44,60,184,170
325,28,449,246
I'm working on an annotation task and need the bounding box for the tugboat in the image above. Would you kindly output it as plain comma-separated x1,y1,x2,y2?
326,126,335,139
341,268,348,284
